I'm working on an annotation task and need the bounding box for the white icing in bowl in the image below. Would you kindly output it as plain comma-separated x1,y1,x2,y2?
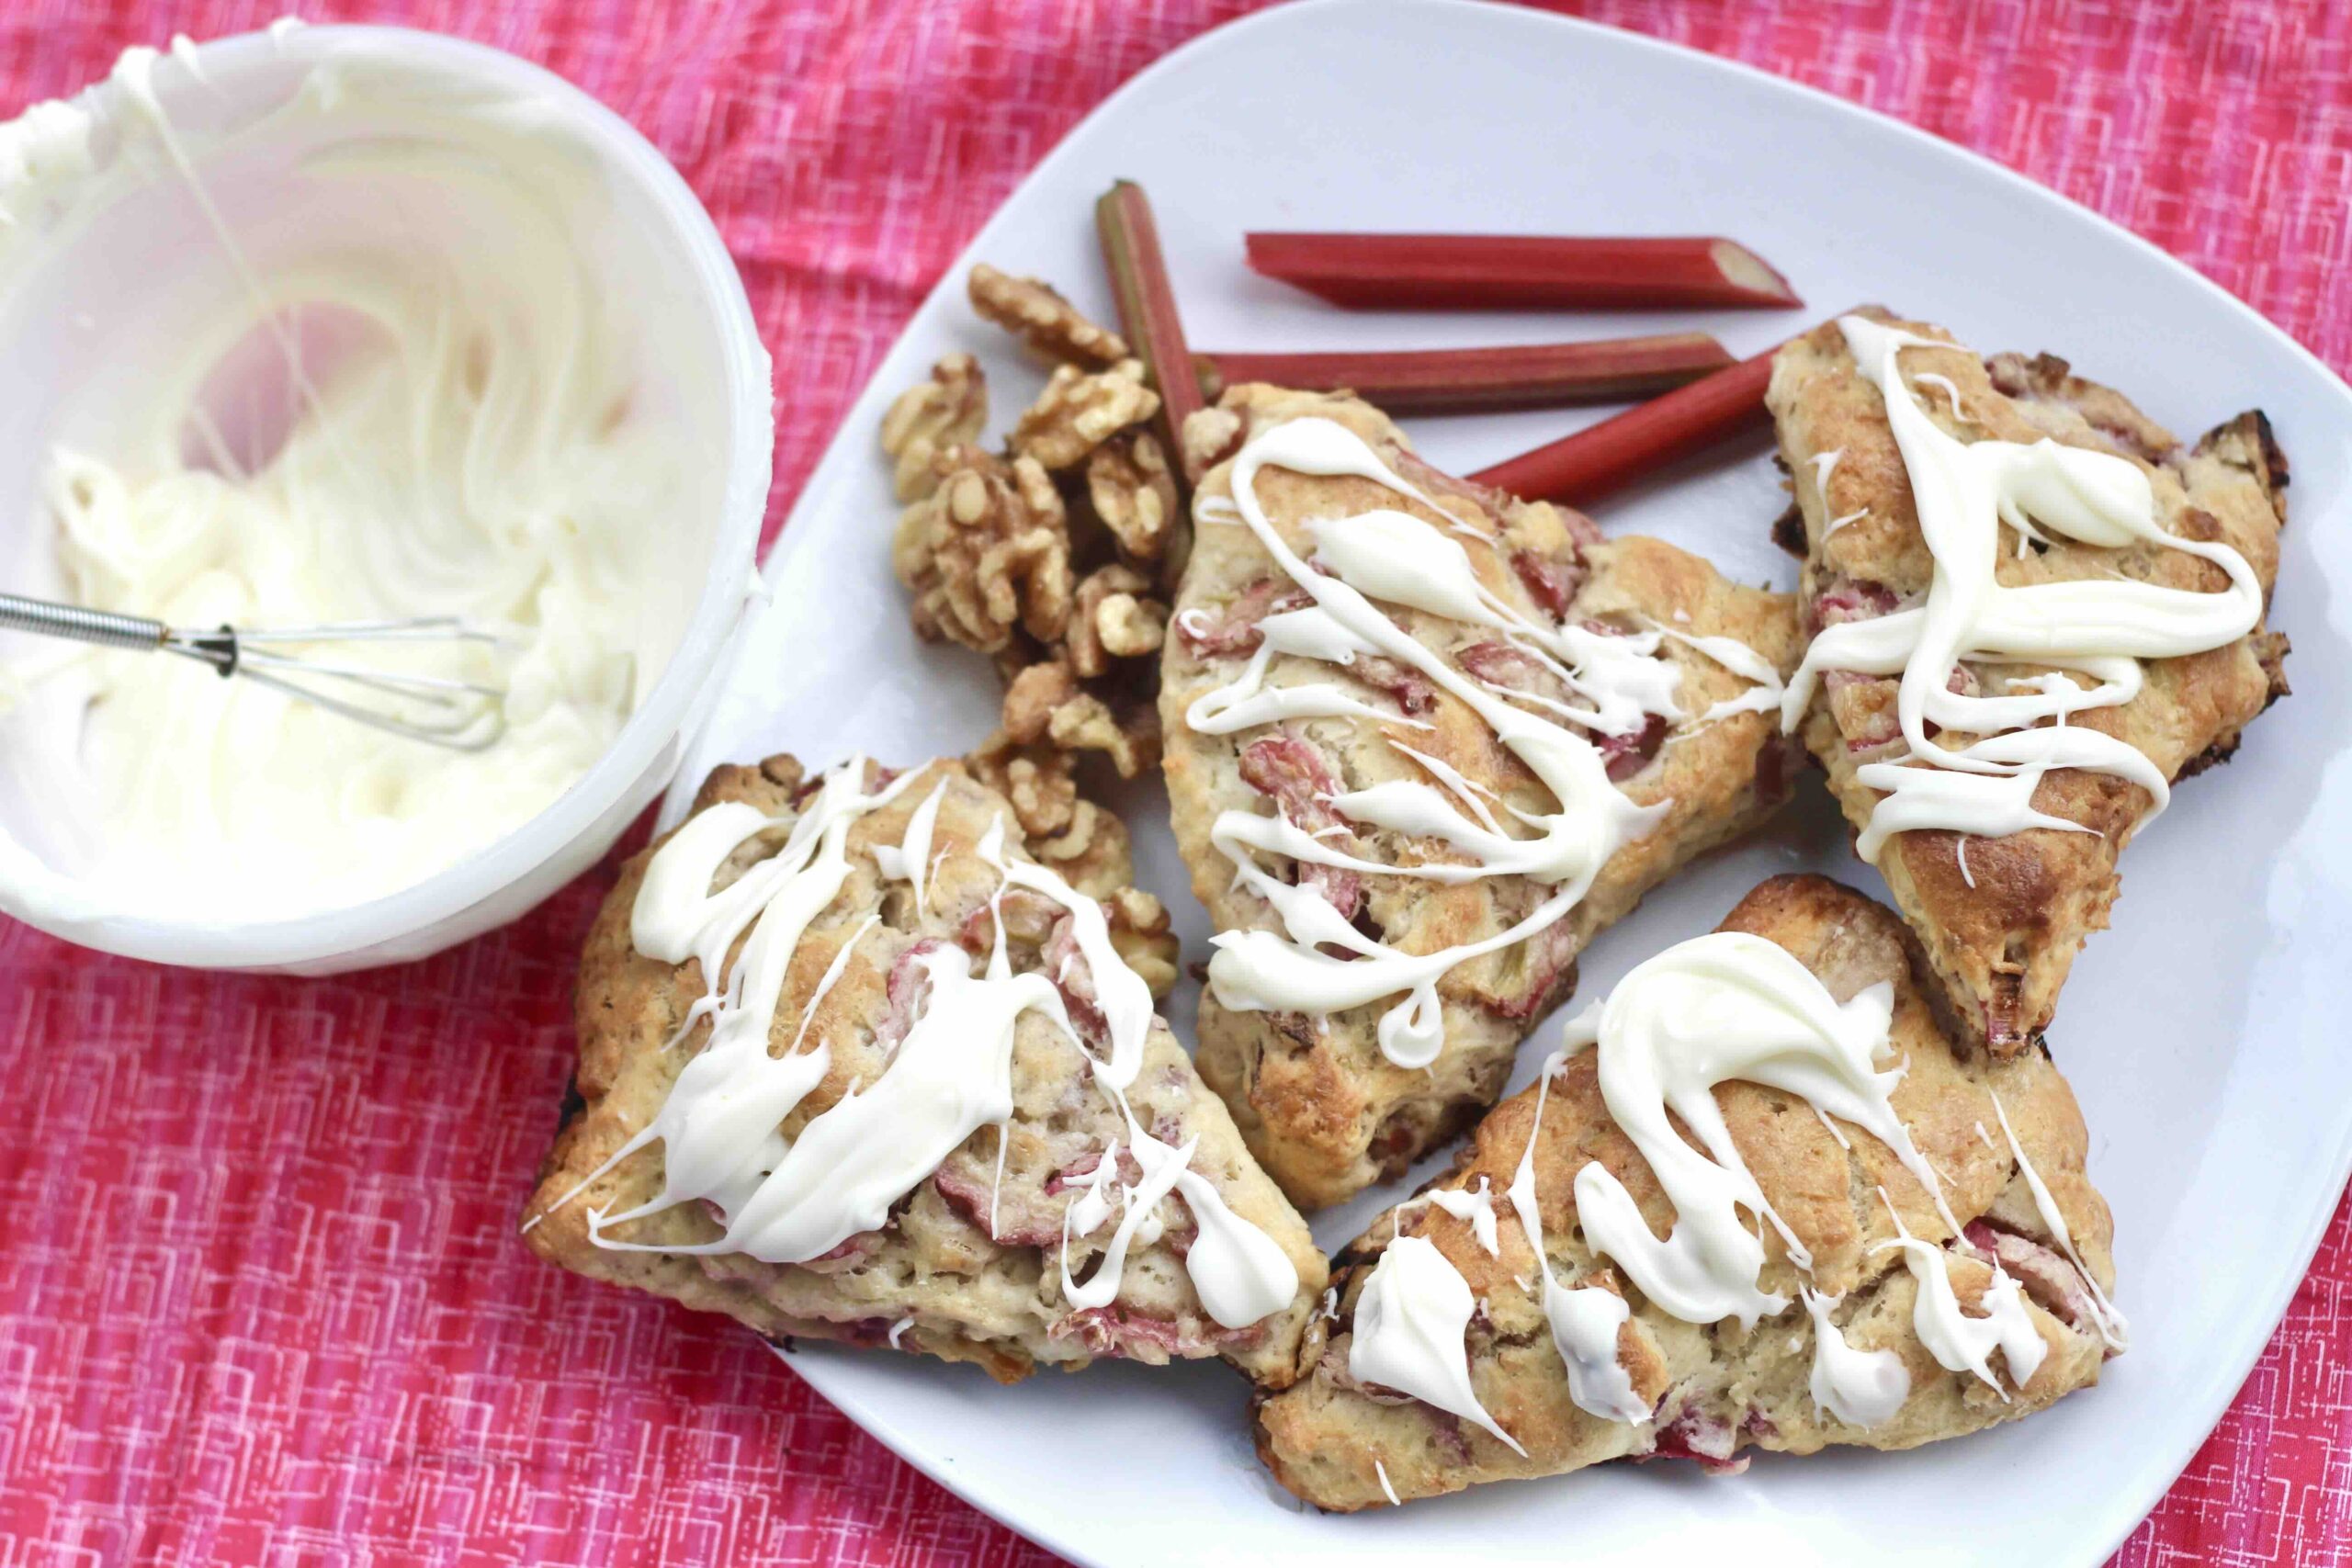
0,24,770,969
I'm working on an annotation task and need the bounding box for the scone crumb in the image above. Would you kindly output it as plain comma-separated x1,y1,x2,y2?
1181,404,1246,478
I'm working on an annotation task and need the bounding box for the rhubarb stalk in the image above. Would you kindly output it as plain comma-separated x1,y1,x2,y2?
1097,180,1205,482
1198,333,1731,415
1245,232,1802,311
1470,344,1778,504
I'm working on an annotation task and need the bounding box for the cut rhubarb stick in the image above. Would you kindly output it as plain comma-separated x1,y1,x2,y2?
1470,344,1777,504
1097,180,1206,482
1245,232,1801,311
1198,333,1732,415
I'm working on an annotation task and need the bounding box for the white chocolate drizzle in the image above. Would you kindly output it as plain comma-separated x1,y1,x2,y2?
1784,315,2265,861
1801,1287,1910,1427
1873,1189,2045,1394
1813,448,1871,536
872,779,947,911
1913,371,1966,419
1991,1091,2129,1350
1498,931,2080,1433
1191,417,1777,1068
1422,1179,1501,1258
1657,626,1787,722
1508,1044,1648,1425
1809,447,1843,497
1569,932,1960,1328
534,759,1296,1333
1344,930,2099,1440
1349,1235,1524,1455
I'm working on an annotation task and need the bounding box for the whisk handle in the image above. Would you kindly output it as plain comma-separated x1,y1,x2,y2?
0,592,168,653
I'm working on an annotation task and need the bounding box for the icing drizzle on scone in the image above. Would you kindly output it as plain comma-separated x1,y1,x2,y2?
1783,315,2265,860
1186,416,1781,1068
1356,930,2122,1440
534,758,1299,1333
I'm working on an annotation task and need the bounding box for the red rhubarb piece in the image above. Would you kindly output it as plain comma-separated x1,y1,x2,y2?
1245,232,1802,312
1470,346,1778,505
1199,334,1732,415
1097,181,1206,482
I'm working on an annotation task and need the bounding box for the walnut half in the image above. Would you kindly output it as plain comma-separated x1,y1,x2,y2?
879,354,987,502
892,447,1072,655
968,264,1129,368
1002,660,1159,779
1086,431,1179,562
1068,564,1167,680
1012,360,1159,471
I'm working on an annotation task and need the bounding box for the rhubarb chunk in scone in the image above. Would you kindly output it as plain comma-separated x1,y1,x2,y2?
1771,310,2289,1054
1254,875,2123,1511
523,751,1327,1386
1160,386,1803,1210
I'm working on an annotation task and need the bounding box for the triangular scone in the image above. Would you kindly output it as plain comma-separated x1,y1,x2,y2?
525,752,1327,1386
1770,311,2289,1053
1161,388,1803,1210
1254,874,2120,1510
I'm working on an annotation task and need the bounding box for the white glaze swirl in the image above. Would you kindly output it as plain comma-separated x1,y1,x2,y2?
534,759,1297,1334
1,36,704,920
1349,1234,1525,1455
1192,417,1777,1068
1784,315,2265,860
1363,925,2103,1438
1566,931,1960,1329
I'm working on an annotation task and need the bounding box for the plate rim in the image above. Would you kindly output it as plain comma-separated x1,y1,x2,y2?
713,2,2352,1561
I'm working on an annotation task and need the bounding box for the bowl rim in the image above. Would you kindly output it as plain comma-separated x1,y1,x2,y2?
3,21,773,969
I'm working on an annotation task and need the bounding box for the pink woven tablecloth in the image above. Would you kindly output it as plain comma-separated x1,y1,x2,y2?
2,2,2346,1562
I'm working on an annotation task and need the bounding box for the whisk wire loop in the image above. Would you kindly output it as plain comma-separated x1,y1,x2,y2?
0,591,508,752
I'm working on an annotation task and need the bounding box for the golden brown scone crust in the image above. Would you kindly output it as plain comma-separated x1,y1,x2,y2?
525,754,1326,1386
1770,311,2290,1053
1254,874,2117,1510
1161,387,1804,1210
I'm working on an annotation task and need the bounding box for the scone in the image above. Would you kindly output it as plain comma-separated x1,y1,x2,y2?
1160,386,1804,1209
1771,310,2289,1052
524,751,1328,1386
1254,874,2122,1510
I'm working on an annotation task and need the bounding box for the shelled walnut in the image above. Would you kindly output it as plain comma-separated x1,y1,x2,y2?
968,264,1129,367
1067,564,1166,680
1012,360,1159,471
963,731,1168,990
892,447,1071,654
1002,660,1159,778
1085,431,1179,561
878,354,986,502
967,728,1081,840
881,267,1179,784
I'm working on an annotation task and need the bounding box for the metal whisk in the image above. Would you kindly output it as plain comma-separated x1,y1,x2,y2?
0,591,508,751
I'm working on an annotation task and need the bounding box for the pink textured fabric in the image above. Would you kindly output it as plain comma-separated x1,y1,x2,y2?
0,2,2345,1563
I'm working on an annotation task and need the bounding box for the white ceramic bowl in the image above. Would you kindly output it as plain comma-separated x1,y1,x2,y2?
0,24,771,973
